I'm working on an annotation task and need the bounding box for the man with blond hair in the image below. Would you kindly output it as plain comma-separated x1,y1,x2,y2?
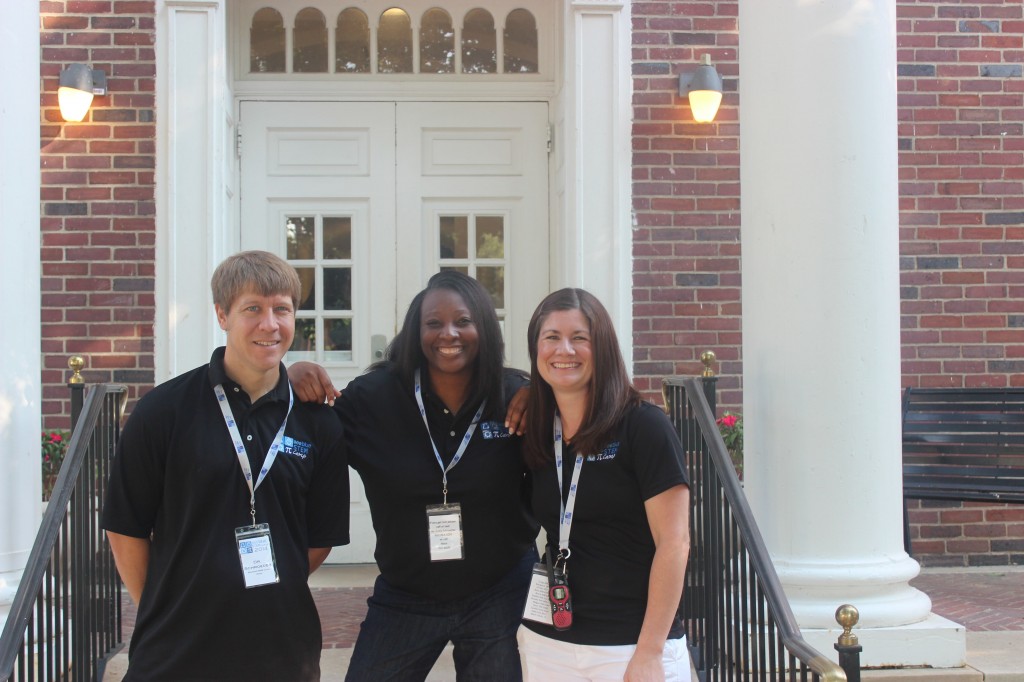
103,250,349,681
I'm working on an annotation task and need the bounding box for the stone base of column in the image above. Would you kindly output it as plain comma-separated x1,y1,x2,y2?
802,613,966,669
0,569,24,634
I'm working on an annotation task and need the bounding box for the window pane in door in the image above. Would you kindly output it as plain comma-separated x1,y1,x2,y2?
323,267,352,310
284,211,356,366
286,216,316,259
378,8,413,73
324,319,352,356
476,217,504,258
440,216,468,258
323,217,351,259
294,8,328,73
292,318,317,354
295,267,316,310
476,266,504,309
336,8,370,73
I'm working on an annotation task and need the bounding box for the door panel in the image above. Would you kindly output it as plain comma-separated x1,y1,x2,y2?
240,101,397,389
397,102,549,369
240,100,548,563
241,101,395,564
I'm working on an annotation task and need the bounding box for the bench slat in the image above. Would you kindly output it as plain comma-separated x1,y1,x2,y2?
901,387,1024,505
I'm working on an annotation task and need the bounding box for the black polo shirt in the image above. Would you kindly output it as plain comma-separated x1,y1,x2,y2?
336,364,538,601
102,348,350,681
523,401,689,645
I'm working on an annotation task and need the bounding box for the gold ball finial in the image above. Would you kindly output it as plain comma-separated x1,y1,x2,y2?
68,356,85,385
835,604,859,647
700,350,716,377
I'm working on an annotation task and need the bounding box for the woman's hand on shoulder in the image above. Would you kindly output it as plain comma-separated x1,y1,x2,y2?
505,385,529,435
287,361,341,405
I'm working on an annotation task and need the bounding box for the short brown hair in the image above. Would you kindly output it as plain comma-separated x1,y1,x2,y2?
210,250,302,311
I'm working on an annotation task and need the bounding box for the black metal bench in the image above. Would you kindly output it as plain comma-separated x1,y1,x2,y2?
901,387,1024,553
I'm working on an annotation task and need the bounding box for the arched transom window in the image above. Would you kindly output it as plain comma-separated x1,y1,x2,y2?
245,2,543,76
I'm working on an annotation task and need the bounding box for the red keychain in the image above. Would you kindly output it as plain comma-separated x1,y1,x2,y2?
549,577,573,630
548,547,573,631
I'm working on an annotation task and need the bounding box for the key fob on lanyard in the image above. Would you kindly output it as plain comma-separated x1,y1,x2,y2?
549,572,573,630
547,545,573,631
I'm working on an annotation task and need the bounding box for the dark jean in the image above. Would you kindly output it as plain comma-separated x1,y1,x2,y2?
344,548,537,682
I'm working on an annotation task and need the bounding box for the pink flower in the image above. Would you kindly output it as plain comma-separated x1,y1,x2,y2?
51,433,63,443
718,414,738,428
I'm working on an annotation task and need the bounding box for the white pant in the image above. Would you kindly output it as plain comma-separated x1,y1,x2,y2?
519,627,692,682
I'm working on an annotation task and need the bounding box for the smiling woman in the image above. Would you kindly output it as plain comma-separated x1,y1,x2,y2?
520,288,692,682
418,287,481,411
287,270,537,681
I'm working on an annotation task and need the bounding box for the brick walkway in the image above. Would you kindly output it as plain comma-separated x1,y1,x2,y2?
312,587,372,649
119,568,1024,649
910,568,1024,632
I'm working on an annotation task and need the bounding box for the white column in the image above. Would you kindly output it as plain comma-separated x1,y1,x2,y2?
155,0,230,383
0,0,41,629
739,0,965,668
559,1,633,360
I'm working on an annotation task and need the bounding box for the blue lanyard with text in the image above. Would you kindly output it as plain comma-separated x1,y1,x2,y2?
553,414,584,567
214,382,294,524
414,368,485,504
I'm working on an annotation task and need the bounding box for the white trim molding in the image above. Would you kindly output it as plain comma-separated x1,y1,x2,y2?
156,0,231,382
559,0,633,366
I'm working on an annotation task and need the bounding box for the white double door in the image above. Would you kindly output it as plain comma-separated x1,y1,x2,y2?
240,100,549,562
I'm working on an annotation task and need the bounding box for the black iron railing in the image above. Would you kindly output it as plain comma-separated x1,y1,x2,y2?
0,384,128,682
664,376,847,682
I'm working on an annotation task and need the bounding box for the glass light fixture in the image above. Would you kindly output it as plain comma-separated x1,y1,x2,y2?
679,54,723,123
58,64,107,122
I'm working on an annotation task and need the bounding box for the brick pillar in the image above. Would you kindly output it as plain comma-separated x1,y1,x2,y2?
39,1,157,427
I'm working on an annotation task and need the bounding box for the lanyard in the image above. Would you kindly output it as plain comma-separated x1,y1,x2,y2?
553,414,584,564
214,381,294,524
414,368,485,504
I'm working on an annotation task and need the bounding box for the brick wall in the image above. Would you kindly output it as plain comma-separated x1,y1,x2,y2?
630,0,1023,566
895,1,1024,567
907,499,1024,567
897,2,1024,390
36,0,1022,564
630,1,743,408
39,0,157,430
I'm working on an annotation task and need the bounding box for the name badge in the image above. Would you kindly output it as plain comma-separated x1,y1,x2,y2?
522,563,554,625
425,503,464,562
235,523,280,588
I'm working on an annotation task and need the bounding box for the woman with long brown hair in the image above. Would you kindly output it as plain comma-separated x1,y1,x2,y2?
519,288,691,681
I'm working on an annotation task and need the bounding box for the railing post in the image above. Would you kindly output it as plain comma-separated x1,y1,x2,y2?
68,355,85,429
700,350,718,415
834,604,862,682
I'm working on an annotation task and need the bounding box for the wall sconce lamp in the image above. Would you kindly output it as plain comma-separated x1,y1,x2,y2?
679,54,723,123
58,63,107,122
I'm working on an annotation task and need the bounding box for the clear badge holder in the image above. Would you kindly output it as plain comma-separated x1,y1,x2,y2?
426,503,464,561
235,523,280,588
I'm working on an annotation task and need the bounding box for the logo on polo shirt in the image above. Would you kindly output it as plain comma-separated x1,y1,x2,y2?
479,421,512,439
282,436,312,459
587,441,620,462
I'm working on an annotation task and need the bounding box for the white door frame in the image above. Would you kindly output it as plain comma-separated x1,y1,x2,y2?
154,0,632,382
